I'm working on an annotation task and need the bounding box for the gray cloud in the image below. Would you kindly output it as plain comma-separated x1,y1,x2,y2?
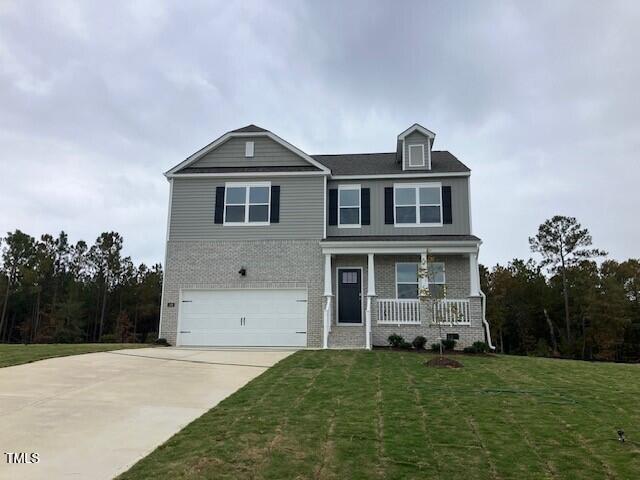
1,0,638,266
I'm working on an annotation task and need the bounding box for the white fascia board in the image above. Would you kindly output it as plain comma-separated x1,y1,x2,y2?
321,245,480,255
330,171,470,180
320,240,481,248
320,240,481,255
264,131,331,173
165,131,235,175
166,171,328,179
397,123,436,141
165,130,331,176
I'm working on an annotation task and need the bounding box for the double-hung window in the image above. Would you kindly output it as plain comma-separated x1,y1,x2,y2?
395,261,446,299
338,185,361,227
394,183,442,226
224,182,270,225
396,263,419,298
427,262,446,298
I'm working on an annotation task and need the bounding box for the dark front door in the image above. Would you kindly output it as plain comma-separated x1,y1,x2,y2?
338,268,362,323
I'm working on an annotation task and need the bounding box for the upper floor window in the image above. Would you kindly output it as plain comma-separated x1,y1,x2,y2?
394,183,442,226
224,182,270,225
338,184,361,227
408,144,425,167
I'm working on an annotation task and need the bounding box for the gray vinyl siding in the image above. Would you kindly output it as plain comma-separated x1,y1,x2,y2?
189,136,310,168
169,176,325,240
403,131,431,171
327,177,470,236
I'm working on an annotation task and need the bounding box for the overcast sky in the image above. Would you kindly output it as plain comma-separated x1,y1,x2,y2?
1,0,638,268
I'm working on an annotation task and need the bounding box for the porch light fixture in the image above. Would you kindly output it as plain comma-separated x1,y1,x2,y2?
238,267,247,277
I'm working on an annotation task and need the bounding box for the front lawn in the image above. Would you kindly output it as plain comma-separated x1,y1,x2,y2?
0,343,145,368
120,350,640,480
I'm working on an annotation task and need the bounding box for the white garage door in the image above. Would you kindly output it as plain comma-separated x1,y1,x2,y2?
178,289,307,347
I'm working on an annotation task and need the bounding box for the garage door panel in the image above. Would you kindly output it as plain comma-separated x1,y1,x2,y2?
179,289,307,347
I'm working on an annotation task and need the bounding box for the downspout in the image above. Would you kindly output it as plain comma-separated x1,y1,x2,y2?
479,289,495,350
473,245,495,350
158,177,173,340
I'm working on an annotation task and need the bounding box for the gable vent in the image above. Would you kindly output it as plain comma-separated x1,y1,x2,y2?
245,141,254,157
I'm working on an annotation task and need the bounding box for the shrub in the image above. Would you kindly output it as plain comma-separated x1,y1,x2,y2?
399,340,412,350
52,328,82,344
388,334,406,348
471,341,489,353
412,336,427,350
100,334,117,343
154,337,170,346
441,338,457,351
463,342,489,354
431,343,441,352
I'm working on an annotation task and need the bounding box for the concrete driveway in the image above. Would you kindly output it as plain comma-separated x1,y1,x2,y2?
0,347,293,480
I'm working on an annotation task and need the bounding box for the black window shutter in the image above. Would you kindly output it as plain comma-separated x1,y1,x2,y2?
214,186,225,224
270,185,280,223
442,186,452,224
384,187,394,224
328,189,338,225
361,188,370,225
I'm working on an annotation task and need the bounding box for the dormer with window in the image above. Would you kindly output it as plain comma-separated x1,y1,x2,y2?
397,123,436,171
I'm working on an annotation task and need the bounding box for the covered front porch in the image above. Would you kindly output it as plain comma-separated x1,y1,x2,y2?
320,238,488,349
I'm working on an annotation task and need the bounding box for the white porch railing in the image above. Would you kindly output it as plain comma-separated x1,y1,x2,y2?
432,299,471,325
377,299,421,324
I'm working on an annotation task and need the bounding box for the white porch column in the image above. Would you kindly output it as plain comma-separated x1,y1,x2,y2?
323,254,333,349
419,251,429,293
469,251,480,296
365,253,376,350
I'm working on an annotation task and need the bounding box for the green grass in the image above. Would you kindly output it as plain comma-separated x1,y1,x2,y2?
119,351,640,480
0,343,145,368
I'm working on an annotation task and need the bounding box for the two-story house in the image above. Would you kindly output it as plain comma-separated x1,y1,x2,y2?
159,123,493,349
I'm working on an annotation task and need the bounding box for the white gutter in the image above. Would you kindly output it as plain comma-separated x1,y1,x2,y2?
158,178,173,340
479,290,496,350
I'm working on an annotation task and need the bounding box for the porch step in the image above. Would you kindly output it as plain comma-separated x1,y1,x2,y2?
328,325,366,349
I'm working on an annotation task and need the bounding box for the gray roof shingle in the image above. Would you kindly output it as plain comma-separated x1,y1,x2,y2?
229,124,269,133
312,151,470,176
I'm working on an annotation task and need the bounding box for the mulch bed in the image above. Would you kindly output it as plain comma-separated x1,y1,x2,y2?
425,356,464,368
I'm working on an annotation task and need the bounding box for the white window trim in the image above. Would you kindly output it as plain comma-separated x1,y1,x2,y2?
395,262,419,299
395,261,446,299
337,184,361,229
408,144,425,167
245,141,254,157
393,182,443,227
223,181,271,226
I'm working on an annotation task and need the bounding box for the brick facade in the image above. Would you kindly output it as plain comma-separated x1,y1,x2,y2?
160,240,324,347
161,241,486,349
327,254,485,349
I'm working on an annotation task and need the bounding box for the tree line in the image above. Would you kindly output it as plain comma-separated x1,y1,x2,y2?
481,215,640,362
0,230,162,344
2,216,638,362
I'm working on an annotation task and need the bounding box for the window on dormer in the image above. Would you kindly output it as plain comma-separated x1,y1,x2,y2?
245,141,254,157
408,144,425,167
